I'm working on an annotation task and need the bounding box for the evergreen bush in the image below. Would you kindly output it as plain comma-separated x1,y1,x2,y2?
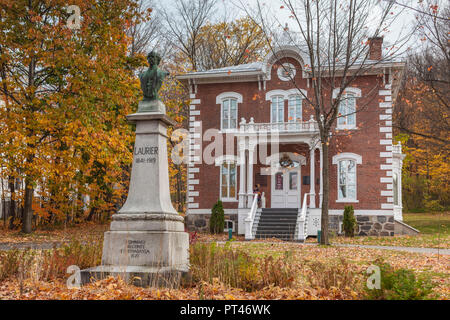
209,200,225,234
343,205,357,237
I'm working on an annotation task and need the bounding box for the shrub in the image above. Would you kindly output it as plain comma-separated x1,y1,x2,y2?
343,205,357,237
209,200,225,234
364,259,435,300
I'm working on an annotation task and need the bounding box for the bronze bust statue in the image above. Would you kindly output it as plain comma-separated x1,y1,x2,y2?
139,51,169,102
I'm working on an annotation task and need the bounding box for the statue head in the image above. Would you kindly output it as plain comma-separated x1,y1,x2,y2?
147,51,161,68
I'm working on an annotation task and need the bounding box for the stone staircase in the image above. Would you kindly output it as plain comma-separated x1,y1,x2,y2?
255,208,298,241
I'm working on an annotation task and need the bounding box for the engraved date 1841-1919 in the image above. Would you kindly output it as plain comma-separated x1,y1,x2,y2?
134,145,158,164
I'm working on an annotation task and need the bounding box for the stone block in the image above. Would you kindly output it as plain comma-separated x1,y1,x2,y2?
357,216,369,222
384,223,394,231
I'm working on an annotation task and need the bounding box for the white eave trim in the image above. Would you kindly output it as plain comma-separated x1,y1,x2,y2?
176,70,264,81
177,61,405,81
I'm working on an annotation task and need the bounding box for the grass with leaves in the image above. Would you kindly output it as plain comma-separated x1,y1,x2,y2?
0,239,447,300
329,212,449,249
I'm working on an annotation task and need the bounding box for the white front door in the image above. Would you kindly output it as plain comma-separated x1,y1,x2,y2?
271,169,300,208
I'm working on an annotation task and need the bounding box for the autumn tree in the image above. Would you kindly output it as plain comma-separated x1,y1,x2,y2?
161,0,218,71
127,0,164,58
193,16,268,70
393,0,449,211
0,0,148,232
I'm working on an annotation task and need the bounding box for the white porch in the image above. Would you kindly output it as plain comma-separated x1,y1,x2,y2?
235,117,323,241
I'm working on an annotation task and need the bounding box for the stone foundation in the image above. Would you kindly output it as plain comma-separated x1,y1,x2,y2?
187,213,394,237
329,215,394,236
356,215,394,236
185,214,238,233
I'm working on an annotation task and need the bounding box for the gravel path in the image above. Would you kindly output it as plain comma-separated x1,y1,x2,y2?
0,241,65,251
333,243,450,255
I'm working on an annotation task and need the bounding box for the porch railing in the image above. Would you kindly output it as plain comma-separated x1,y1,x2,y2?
295,193,310,242
239,116,319,134
244,194,259,240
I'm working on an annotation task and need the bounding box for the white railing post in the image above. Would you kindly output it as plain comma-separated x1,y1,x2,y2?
261,192,266,208
309,115,315,132
245,195,258,240
296,193,310,242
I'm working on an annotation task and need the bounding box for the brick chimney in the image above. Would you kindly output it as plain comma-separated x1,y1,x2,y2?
368,37,383,60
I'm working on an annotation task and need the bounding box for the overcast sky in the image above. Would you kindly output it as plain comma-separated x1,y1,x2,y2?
156,0,423,55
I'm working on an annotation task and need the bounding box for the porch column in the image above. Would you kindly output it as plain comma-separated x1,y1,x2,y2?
247,145,255,208
319,145,323,208
238,138,247,208
309,143,316,208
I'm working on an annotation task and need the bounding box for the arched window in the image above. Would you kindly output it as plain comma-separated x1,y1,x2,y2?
338,159,356,200
288,95,302,122
222,98,238,130
337,93,356,128
216,92,242,131
332,153,362,202
271,96,284,123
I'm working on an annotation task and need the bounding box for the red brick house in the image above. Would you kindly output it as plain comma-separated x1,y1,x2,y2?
177,38,407,240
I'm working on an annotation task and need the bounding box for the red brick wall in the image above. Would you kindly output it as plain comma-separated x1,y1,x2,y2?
190,58,388,211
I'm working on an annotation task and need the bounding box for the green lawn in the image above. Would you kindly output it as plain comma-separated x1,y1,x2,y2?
403,212,449,235
330,212,449,249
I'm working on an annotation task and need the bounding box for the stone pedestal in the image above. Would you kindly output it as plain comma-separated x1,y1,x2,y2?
81,110,189,288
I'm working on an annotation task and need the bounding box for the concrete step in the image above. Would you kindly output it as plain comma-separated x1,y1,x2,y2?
255,208,299,242
261,210,298,215
255,233,296,241
258,221,297,226
260,214,298,218
257,226,296,231
259,219,296,223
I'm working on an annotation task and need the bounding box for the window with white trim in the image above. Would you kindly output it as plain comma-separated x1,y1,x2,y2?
221,98,238,130
220,162,237,200
271,96,284,123
332,153,362,203
288,95,302,122
337,93,356,129
338,159,357,201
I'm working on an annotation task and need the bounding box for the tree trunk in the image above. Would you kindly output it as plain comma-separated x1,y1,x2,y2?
86,195,99,221
8,176,16,230
320,140,330,245
22,177,34,234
